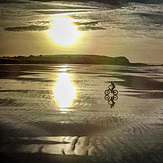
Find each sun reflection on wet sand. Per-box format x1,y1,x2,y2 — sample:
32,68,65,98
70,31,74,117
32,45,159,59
53,69,76,109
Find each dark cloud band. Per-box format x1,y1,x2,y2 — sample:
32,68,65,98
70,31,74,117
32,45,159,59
4,25,50,31
4,20,105,32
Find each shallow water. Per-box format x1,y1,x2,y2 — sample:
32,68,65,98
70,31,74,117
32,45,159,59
0,64,162,162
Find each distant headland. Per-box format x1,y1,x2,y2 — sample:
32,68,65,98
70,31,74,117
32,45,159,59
0,55,148,66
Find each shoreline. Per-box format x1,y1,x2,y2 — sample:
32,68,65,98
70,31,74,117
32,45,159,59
0,55,149,66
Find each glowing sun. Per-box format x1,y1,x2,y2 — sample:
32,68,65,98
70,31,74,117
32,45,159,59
49,16,80,46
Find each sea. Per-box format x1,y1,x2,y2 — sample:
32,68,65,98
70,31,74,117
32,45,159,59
0,64,162,162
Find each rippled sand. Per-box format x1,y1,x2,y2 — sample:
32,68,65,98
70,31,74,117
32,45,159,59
0,64,162,162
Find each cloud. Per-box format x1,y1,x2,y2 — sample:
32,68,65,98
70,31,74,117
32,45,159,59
4,20,105,32
34,10,88,15
29,0,123,5
78,26,105,31
4,25,50,31
140,13,163,25
34,20,50,24
76,21,106,31
0,0,28,3
74,21,100,26
128,0,163,4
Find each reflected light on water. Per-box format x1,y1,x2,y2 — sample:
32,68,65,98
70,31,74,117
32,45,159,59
53,72,76,108
48,16,80,46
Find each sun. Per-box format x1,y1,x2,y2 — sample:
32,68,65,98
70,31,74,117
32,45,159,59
49,16,80,46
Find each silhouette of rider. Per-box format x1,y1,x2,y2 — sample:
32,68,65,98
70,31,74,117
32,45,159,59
109,82,115,92
109,96,115,108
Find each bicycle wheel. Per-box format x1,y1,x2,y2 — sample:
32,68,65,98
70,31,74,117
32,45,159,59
104,95,109,100
113,90,118,95
104,90,110,95
113,95,118,100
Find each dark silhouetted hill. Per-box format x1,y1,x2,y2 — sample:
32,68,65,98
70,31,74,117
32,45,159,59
0,55,147,66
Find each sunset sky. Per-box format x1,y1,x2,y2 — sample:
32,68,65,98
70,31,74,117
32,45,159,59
0,0,163,63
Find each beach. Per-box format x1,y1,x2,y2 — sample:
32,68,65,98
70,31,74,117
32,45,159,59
0,64,162,162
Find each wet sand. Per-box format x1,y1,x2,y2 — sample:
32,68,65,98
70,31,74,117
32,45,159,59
0,64,163,162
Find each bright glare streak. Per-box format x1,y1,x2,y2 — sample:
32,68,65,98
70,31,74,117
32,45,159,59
53,72,76,108
49,16,80,46
59,68,67,72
